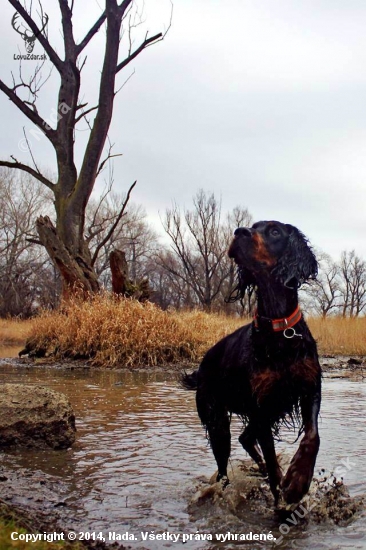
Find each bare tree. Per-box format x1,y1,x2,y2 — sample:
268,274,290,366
149,251,198,309
85,188,159,288
0,168,56,316
220,205,253,314
302,251,341,317
0,167,158,315
159,189,252,311
0,0,169,298
339,250,366,317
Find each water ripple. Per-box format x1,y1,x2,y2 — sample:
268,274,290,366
0,365,364,549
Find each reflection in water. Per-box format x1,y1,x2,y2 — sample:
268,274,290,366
0,364,365,549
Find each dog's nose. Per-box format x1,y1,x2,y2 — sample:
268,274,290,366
234,227,252,238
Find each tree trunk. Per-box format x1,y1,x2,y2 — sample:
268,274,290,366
109,249,150,301
0,0,164,304
37,216,99,299
109,249,129,295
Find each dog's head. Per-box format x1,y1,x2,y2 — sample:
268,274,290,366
228,220,318,290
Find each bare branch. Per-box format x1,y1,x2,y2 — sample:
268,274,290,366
75,104,98,124
76,11,107,55
79,55,88,73
26,237,43,245
11,58,51,107
116,33,163,73
114,69,135,95
96,153,123,177
0,158,54,190
22,127,42,175
161,190,241,310
76,102,88,111
86,180,113,243
0,79,57,143
59,0,76,56
91,180,136,266
117,0,172,75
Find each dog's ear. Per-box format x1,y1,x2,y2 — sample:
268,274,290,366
273,225,318,288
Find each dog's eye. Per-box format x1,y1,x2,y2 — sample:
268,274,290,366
270,228,280,237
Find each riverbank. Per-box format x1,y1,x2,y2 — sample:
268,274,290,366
1,297,366,367
1,354,365,375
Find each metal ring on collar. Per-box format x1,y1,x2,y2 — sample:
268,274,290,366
283,327,302,339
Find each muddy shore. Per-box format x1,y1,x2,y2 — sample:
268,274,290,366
1,353,366,372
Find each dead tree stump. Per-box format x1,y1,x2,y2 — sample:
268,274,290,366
109,249,150,300
109,250,129,295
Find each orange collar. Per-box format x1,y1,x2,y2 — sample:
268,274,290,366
253,305,302,332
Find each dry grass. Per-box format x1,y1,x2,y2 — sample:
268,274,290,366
0,318,33,345
308,316,366,356
6,297,366,367
27,294,244,367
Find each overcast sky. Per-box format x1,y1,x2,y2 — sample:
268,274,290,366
1,0,366,259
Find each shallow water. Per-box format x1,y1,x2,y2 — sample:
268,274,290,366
0,362,365,549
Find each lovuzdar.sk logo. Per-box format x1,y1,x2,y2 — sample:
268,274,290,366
11,9,48,60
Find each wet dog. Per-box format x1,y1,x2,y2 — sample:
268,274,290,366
182,221,321,505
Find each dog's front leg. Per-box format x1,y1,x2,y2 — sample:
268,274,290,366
256,419,283,505
282,388,321,504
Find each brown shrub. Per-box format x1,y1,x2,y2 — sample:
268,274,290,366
27,294,244,367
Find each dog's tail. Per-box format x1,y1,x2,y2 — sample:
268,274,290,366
180,370,198,390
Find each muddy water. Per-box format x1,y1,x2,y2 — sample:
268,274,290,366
0,362,365,550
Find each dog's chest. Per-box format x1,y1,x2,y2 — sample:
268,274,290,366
250,357,320,406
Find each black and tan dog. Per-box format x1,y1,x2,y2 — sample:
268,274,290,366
182,221,321,506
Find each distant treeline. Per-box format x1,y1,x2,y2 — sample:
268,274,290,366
0,169,364,318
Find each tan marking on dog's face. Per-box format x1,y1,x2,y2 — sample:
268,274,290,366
251,233,277,267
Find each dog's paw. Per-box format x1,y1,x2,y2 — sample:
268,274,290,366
216,475,230,489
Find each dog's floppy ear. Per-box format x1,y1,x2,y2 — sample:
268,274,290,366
272,224,318,288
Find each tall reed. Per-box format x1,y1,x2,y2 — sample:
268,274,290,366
0,318,33,345
308,316,366,356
